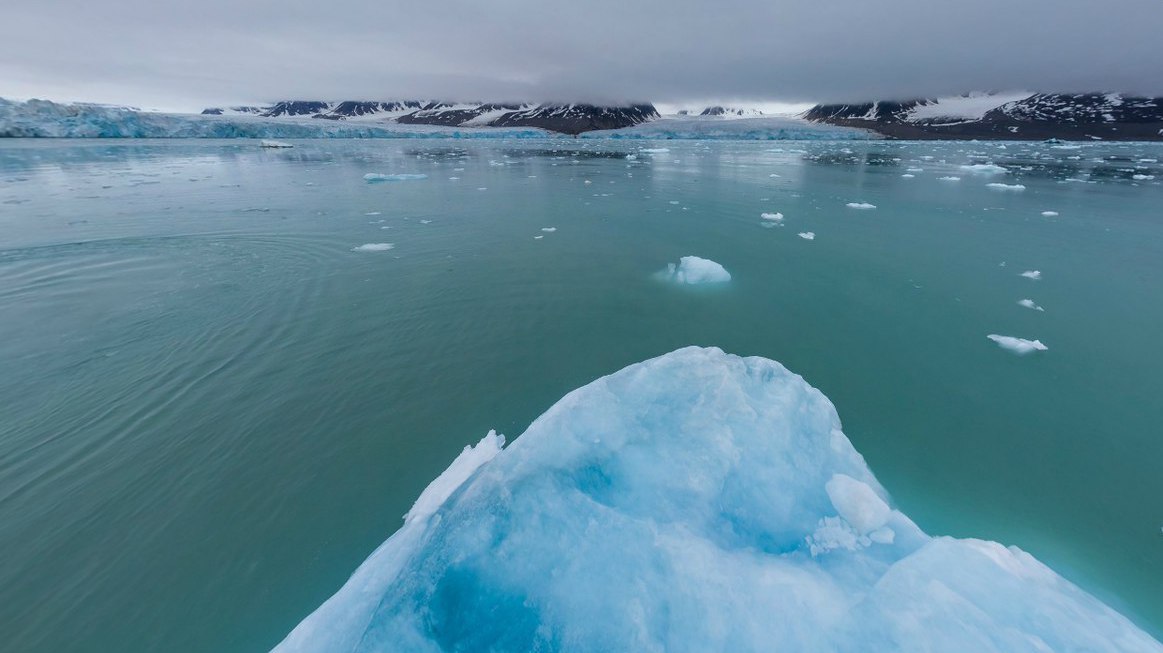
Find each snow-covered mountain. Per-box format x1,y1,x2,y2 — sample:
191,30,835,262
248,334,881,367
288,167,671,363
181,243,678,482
804,92,1163,140
200,101,658,134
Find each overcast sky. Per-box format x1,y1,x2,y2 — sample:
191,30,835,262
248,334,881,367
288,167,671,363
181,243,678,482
2,0,1161,112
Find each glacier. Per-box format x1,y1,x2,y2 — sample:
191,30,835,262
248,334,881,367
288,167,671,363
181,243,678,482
273,347,1159,653
1,99,873,140
584,115,876,140
0,99,549,139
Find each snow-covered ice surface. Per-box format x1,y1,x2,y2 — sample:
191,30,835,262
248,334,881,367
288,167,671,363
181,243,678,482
272,348,1156,653
658,256,732,284
905,92,1034,123
988,335,1049,354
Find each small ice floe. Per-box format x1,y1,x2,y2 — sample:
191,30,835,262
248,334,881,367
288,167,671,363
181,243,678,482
798,231,816,240
1021,270,1042,280
987,183,1026,191
365,211,382,216
938,176,961,181
541,227,556,233
533,235,544,240
259,139,293,148
901,174,915,178
846,202,876,210
987,334,1048,354
961,163,1008,174
1132,174,1155,181
477,187,487,191
760,212,784,222
657,256,731,284
584,180,592,185
364,173,428,182
769,173,781,178
420,219,432,224
906,167,924,173
1018,299,1045,312
448,176,460,180
351,243,394,252
641,148,670,153
1041,211,1059,217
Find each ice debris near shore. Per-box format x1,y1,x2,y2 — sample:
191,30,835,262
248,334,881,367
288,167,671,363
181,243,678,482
273,348,1157,653
988,334,1049,354
658,256,731,284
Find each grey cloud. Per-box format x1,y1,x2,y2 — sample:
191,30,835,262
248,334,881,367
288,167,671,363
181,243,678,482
2,0,1161,111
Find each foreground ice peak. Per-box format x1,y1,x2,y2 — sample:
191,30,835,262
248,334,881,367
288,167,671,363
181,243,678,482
274,347,1159,653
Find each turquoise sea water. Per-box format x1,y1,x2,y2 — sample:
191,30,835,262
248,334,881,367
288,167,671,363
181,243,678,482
1,138,1160,651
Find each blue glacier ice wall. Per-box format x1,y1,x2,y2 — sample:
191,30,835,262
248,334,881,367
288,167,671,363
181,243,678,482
583,115,878,140
274,347,1159,653
0,99,549,139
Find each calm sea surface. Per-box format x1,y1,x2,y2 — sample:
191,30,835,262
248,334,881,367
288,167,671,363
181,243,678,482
1,138,1161,651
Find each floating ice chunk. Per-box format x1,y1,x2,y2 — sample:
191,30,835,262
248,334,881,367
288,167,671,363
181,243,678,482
769,173,781,178
659,256,731,284
364,211,381,216
1018,299,1045,312
1020,270,1042,280
364,173,428,182
961,163,1008,174
938,176,961,181
1041,211,1059,217
906,167,924,172
760,212,784,221
988,334,1048,354
846,202,876,210
640,147,670,153
274,347,1157,653
987,183,1026,191
541,227,557,232
419,219,432,224
901,174,915,178
259,139,293,148
533,235,544,239
798,231,816,240
1133,174,1155,181
351,243,394,252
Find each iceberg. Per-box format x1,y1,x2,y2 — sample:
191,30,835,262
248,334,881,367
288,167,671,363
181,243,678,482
658,256,732,284
273,348,1157,653
363,173,428,182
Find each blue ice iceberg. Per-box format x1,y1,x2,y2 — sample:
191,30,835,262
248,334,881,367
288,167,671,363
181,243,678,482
274,347,1159,653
